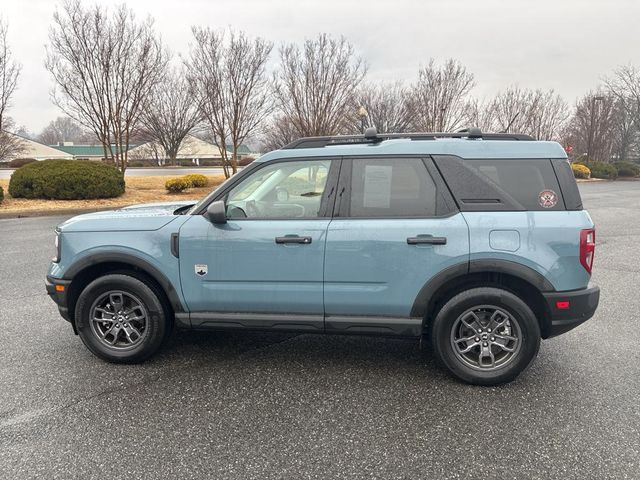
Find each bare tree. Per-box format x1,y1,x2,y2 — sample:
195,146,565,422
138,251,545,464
38,116,94,145
261,114,298,151
464,98,496,132
141,68,202,165
352,81,413,133
46,1,168,171
188,28,272,178
410,59,475,132
0,118,26,162
606,65,640,123
0,18,23,161
605,65,640,161
273,34,366,139
14,125,33,140
609,96,639,161
563,91,615,162
485,87,568,140
526,90,569,140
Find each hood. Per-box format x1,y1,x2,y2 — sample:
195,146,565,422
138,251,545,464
58,200,197,233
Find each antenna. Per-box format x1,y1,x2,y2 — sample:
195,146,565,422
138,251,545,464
364,126,378,141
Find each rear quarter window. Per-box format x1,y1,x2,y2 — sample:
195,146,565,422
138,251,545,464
466,159,564,211
433,155,565,211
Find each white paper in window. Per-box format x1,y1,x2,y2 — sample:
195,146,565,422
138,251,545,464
363,165,392,208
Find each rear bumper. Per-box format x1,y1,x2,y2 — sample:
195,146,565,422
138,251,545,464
45,275,72,322
542,283,600,338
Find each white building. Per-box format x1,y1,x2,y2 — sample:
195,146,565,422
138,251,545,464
2,133,72,161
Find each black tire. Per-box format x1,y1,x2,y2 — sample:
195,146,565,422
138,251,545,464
430,287,541,386
75,274,168,363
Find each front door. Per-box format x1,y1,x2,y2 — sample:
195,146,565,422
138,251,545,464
179,158,339,331
323,156,469,335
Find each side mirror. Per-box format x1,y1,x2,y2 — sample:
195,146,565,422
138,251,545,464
205,200,227,224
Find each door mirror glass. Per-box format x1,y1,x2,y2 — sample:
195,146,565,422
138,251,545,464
205,200,227,224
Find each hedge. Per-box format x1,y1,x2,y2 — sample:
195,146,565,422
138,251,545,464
0,185,4,204
571,163,591,179
613,161,640,177
581,161,618,180
183,173,208,188
165,177,191,193
8,158,37,168
9,160,125,199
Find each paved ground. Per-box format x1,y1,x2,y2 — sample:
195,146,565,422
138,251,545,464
1,181,639,479
0,167,234,180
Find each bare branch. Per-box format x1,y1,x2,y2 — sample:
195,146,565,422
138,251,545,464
273,34,366,138
37,116,95,145
563,91,615,162
187,28,272,178
0,118,26,162
410,59,475,132
261,114,298,151
484,87,568,140
45,1,168,171
352,81,413,133
0,17,22,161
140,67,202,165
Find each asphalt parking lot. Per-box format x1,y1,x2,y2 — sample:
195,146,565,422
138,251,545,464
1,181,639,479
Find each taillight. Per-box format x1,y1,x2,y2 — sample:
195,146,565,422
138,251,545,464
580,228,596,274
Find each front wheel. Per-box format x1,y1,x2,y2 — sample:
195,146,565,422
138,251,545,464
75,274,169,363
430,287,541,385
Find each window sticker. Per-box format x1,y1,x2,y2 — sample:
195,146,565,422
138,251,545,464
363,165,393,208
538,189,558,208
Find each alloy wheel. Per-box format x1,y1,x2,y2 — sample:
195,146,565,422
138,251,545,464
450,305,522,371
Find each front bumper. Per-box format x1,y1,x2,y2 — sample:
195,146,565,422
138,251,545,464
45,275,72,323
542,283,600,338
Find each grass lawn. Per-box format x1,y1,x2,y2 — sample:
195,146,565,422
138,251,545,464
0,174,226,217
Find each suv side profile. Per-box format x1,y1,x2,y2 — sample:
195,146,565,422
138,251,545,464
46,128,600,385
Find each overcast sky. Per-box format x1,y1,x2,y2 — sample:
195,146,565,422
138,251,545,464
1,0,639,133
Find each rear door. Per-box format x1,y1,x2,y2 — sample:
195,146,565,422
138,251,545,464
323,156,469,335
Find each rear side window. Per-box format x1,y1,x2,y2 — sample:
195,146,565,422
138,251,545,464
466,159,564,210
433,155,565,211
347,158,438,217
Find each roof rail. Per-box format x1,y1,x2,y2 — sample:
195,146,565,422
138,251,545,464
282,127,535,149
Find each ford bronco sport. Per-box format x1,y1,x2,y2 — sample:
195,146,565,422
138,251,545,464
46,128,599,385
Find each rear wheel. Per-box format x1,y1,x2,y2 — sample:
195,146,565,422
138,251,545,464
75,274,168,363
430,287,540,385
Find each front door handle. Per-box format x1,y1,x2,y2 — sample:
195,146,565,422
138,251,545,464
275,235,312,245
407,235,447,245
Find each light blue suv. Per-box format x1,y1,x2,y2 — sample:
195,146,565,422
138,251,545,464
46,128,600,385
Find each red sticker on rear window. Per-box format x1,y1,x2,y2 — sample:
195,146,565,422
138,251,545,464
538,189,558,208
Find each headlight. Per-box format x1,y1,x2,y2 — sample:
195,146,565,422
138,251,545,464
53,231,61,263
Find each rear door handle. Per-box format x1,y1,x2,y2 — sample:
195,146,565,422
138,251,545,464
407,235,447,245
275,235,312,245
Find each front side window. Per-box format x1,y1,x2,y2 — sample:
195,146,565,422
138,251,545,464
347,158,437,217
225,159,331,219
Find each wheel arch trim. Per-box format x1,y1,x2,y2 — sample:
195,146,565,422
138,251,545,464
410,259,555,318
63,251,186,314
